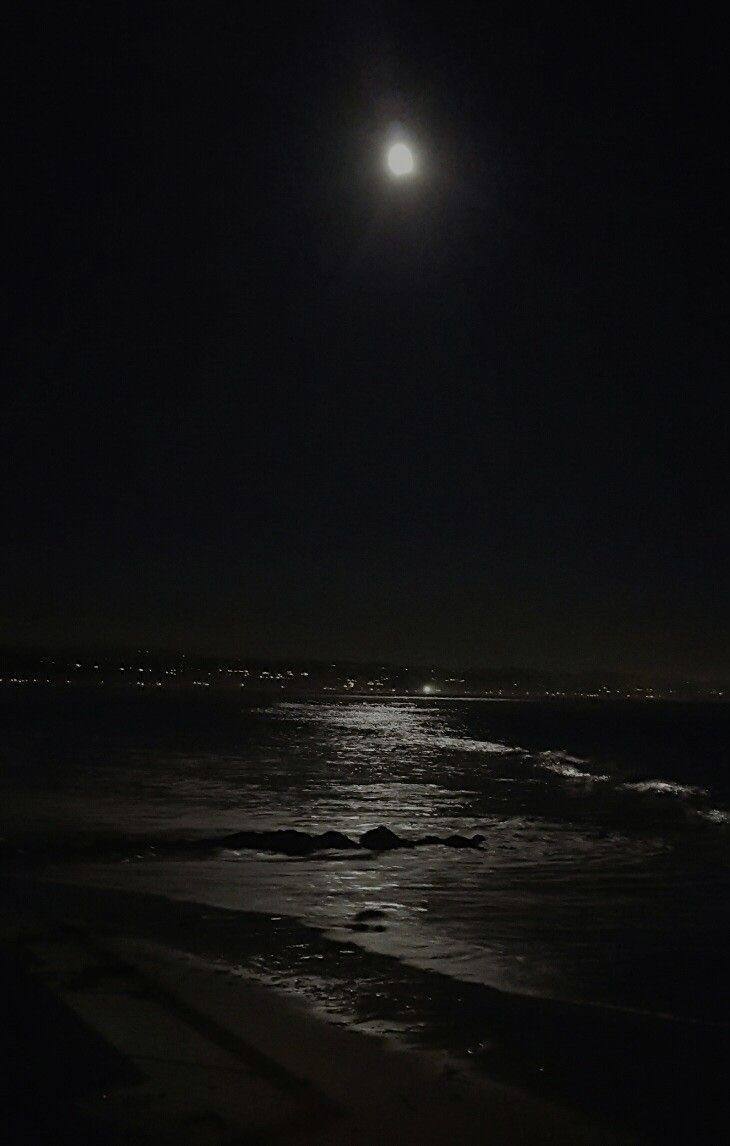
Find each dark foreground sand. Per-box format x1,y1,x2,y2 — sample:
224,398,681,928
3,871,726,1144
0,873,633,1146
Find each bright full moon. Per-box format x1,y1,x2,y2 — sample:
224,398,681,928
387,142,415,176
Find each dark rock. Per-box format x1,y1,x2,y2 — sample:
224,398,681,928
216,831,256,850
216,828,359,856
218,829,314,856
314,831,358,850
273,830,315,855
360,826,413,850
198,824,484,857
413,832,485,848
443,833,485,849
354,908,387,921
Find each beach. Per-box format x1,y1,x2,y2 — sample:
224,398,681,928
2,871,727,1143
1,873,623,1146
1,693,728,1142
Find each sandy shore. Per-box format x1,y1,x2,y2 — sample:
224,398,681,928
1,871,629,1146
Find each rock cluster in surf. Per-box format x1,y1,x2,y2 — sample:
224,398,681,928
215,825,485,856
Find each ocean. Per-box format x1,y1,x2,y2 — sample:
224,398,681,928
2,691,728,1134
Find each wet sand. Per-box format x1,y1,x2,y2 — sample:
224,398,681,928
1,872,725,1143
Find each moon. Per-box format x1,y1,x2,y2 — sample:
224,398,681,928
387,142,415,177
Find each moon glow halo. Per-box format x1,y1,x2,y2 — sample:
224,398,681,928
387,142,415,176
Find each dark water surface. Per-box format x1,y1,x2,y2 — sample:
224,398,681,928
2,692,729,1134
2,693,728,1022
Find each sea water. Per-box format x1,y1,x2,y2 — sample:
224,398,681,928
2,691,728,1031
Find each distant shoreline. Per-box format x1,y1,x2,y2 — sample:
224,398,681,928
2,680,728,703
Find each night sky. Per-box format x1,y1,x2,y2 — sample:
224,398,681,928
4,3,728,673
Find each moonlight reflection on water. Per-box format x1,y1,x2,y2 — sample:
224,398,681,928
2,697,728,1022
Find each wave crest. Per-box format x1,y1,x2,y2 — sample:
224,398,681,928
621,780,708,798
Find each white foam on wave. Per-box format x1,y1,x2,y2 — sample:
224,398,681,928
541,761,610,782
536,751,609,782
694,808,730,824
428,734,516,755
540,750,588,765
621,780,708,798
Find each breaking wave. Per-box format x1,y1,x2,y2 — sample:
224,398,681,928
694,808,730,825
537,751,609,782
621,780,709,798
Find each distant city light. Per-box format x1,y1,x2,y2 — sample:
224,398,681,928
0,659,719,701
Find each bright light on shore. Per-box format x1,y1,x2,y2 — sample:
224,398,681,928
387,141,415,176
